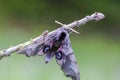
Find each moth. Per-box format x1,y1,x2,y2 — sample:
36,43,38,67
18,27,80,80
0,12,105,80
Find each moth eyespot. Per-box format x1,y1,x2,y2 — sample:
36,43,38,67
55,51,62,60
43,45,51,53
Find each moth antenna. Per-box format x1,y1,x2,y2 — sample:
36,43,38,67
55,20,80,34
55,20,65,26
68,28,80,34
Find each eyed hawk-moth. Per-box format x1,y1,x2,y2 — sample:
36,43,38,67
19,27,80,80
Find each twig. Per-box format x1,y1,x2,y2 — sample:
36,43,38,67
65,12,105,29
0,12,105,80
0,12,105,60
0,30,48,59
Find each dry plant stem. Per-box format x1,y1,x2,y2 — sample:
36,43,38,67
66,12,105,29
0,12,105,60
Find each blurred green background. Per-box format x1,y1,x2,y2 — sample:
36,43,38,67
0,0,120,80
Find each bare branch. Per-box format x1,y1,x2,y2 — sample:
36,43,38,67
0,12,105,80
0,12,105,60
0,30,48,59
65,12,105,29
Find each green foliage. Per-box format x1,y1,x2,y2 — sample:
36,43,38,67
0,0,120,26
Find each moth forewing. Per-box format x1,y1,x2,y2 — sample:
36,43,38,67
55,28,80,80
69,53,80,74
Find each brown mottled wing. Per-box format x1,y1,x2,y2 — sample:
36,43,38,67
55,33,80,80
18,29,59,57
